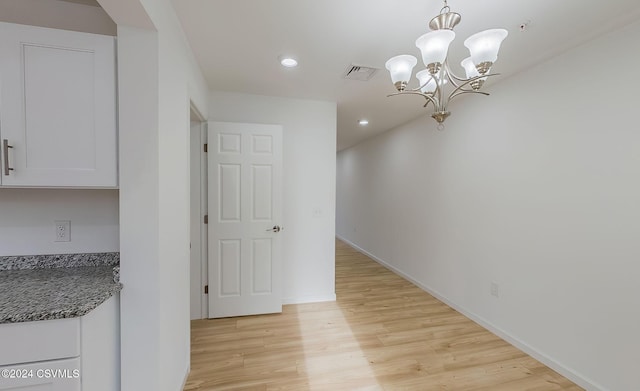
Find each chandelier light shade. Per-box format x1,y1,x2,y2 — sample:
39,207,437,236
416,70,436,93
464,29,508,74
415,30,456,74
416,70,448,94
460,57,485,90
384,55,418,91
460,57,479,79
385,0,508,127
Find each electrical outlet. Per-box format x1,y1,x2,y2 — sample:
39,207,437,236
55,220,71,242
490,282,500,298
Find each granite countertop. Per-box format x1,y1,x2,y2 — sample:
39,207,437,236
0,253,122,324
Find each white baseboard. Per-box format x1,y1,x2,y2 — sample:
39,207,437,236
282,293,336,305
336,235,605,391
335,233,351,244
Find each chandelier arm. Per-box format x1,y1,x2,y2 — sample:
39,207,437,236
386,91,438,108
445,73,462,90
442,62,463,89
434,77,445,112
446,71,468,83
420,75,437,92
444,61,467,84
406,86,426,93
447,73,501,102
412,72,439,98
422,92,439,108
449,90,490,101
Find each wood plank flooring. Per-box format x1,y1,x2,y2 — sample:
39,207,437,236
184,240,582,390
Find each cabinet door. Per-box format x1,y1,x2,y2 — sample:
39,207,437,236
80,294,120,391
0,22,117,187
0,358,81,390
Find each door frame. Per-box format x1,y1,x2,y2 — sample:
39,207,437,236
189,106,208,320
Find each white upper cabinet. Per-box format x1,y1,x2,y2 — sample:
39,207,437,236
0,22,117,187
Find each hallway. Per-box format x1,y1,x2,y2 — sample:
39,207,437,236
185,240,581,390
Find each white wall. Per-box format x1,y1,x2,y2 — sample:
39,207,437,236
101,0,210,389
148,1,209,389
0,0,115,35
0,189,119,256
115,24,161,391
209,92,337,304
336,20,640,391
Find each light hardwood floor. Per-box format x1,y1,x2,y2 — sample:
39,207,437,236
185,240,582,390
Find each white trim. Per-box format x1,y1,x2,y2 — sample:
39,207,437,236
190,102,205,122
199,123,208,319
179,363,190,391
282,294,336,305
335,234,606,391
189,120,204,320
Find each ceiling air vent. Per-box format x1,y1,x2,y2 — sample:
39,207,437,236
342,64,378,81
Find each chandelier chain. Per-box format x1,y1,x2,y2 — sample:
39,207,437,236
440,0,450,15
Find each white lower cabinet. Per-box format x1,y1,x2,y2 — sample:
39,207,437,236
80,294,120,391
0,295,120,391
0,358,81,391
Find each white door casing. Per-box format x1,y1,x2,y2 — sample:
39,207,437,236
200,124,209,318
208,122,283,318
189,120,203,320
189,119,208,320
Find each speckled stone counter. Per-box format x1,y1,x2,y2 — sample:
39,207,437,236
112,265,120,283
0,253,122,324
0,252,119,271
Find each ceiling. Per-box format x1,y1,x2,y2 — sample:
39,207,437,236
172,0,640,151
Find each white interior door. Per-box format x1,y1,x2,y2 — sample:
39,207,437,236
208,122,283,318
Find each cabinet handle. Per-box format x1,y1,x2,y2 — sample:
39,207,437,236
3,139,14,176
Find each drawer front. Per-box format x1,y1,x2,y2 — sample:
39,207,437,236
0,318,80,366
0,357,80,390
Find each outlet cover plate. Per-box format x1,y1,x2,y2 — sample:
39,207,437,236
55,220,71,242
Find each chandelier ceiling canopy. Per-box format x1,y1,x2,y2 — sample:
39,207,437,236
385,0,508,128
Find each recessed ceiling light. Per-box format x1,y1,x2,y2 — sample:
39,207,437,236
358,119,369,126
279,56,298,68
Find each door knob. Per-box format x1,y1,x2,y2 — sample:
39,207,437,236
266,225,282,233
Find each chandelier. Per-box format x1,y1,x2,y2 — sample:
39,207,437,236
384,0,508,128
